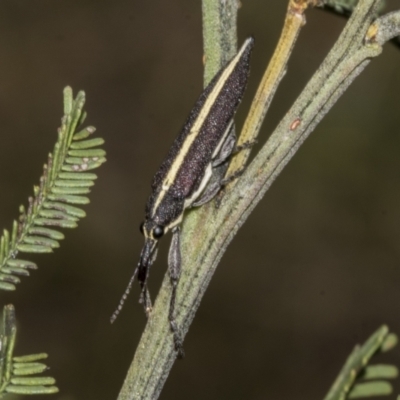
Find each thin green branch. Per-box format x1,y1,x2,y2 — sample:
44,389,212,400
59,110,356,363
226,0,315,182
373,10,400,44
319,0,400,48
118,0,399,399
321,0,385,15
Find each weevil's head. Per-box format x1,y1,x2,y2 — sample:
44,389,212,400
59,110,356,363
138,220,165,267
109,219,166,324
140,220,165,241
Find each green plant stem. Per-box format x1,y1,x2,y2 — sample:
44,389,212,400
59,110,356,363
201,0,238,85
117,5,237,399
117,1,400,399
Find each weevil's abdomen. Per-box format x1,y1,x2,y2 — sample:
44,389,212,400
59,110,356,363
146,37,254,229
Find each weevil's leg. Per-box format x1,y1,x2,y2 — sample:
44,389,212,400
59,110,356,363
168,227,185,358
212,131,236,167
232,138,257,154
218,140,258,186
138,267,152,317
193,159,249,208
138,248,158,316
220,166,246,185
191,179,221,207
193,130,257,208
213,135,258,186
192,130,236,207
213,123,257,167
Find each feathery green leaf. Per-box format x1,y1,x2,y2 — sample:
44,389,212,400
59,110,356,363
323,326,398,400
0,305,58,395
0,87,106,289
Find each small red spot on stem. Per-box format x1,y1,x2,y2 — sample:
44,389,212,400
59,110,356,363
290,118,301,131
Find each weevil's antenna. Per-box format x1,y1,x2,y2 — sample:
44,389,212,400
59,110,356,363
110,266,139,323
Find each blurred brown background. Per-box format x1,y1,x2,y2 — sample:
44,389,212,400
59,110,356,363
0,1,399,399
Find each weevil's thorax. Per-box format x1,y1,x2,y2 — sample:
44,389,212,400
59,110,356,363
144,191,185,235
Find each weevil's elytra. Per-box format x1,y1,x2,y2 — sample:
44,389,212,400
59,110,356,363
148,39,253,223
111,37,254,358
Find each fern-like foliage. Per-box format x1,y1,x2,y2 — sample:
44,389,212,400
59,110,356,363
323,326,398,400
0,305,58,395
0,87,106,291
